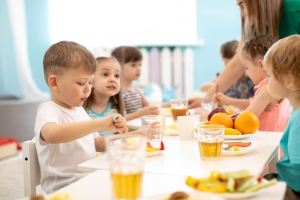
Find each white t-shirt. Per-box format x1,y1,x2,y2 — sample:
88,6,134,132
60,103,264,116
34,101,98,193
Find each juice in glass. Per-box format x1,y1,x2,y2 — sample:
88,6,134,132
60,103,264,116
111,172,143,199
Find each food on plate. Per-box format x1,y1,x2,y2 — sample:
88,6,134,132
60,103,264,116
185,170,277,193
146,141,165,150
230,113,240,127
234,111,259,134
146,147,160,152
207,107,227,121
233,145,240,151
168,191,189,200
199,120,209,125
30,193,71,200
224,128,242,135
164,124,179,131
223,142,251,147
209,113,233,128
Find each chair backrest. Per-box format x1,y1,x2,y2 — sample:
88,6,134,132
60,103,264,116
22,138,41,196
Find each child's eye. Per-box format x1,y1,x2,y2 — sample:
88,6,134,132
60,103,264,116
77,82,84,86
115,74,120,78
102,73,108,77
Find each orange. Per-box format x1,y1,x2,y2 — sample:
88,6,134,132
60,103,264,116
209,113,233,128
234,111,259,134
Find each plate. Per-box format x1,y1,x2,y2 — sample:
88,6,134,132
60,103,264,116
164,130,179,136
222,142,257,156
146,150,163,157
190,178,278,200
142,191,225,200
196,190,259,200
224,134,251,140
160,108,172,116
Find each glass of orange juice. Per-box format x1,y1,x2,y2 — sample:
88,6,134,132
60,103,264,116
196,124,224,160
105,134,146,200
170,99,188,121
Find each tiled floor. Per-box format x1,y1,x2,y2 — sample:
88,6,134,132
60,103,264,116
0,152,44,200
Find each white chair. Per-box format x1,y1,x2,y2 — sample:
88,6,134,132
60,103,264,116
22,138,41,196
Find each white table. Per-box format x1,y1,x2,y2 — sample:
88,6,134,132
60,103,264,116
52,170,286,200
127,115,176,130
78,131,281,177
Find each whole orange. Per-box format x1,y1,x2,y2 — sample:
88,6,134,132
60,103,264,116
209,112,233,128
234,111,259,134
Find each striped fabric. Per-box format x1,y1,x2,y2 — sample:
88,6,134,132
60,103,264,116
121,87,143,114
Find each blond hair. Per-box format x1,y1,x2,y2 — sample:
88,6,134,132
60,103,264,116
83,57,126,116
264,35,300,94
43,41,97,85
243,0,282,40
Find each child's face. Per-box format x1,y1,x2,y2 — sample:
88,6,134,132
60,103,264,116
122,60,142,81
264,66,286,99
92,60,121,98
54,67,94,109
240,52,266,85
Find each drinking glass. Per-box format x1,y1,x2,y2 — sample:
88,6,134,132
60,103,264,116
196,124,224,160
170,99,188,121
141,115,165,149
106,134,146,200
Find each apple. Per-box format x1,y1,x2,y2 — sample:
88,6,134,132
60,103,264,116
230,113,240,127
207,107,228,121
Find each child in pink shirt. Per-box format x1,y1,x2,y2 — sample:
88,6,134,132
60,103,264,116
215,35,290,132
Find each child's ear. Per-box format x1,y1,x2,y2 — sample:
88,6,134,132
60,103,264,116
258,59,264,70
285,74,295,90
48,75,59,90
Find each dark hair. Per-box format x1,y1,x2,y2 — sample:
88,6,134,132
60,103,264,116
43,41,97,85
220,40,239,59
242,34,276,61
83,57,125,116
111,46,142,65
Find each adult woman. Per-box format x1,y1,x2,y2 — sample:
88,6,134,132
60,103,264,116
189,0,300,108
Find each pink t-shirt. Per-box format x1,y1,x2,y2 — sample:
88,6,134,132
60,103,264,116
250,79,290,132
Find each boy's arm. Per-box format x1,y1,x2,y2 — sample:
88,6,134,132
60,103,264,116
41,114,127,144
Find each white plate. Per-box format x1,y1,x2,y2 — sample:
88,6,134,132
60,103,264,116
160,108,172,116
146,150,163,157
224,134,251,140
222,142,257,156
196,190,259,200
142,191,225,200
164,130,179,136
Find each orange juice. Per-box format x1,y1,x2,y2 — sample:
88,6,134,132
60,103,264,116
198,141,222,159
171,108,187,121
111,172,143,199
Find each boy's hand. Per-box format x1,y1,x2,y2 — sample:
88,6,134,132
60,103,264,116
103,114,128,134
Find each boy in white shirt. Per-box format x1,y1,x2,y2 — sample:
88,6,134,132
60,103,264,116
34,41,128,193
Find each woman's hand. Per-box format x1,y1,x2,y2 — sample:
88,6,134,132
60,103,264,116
188,97,201,109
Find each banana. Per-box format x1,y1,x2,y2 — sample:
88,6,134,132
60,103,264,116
225,128,242,135
199,120,209,125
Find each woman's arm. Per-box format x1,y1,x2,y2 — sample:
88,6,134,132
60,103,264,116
201,78,217,92
205,53,245,97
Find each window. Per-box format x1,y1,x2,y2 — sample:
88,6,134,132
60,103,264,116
48,0,197,48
